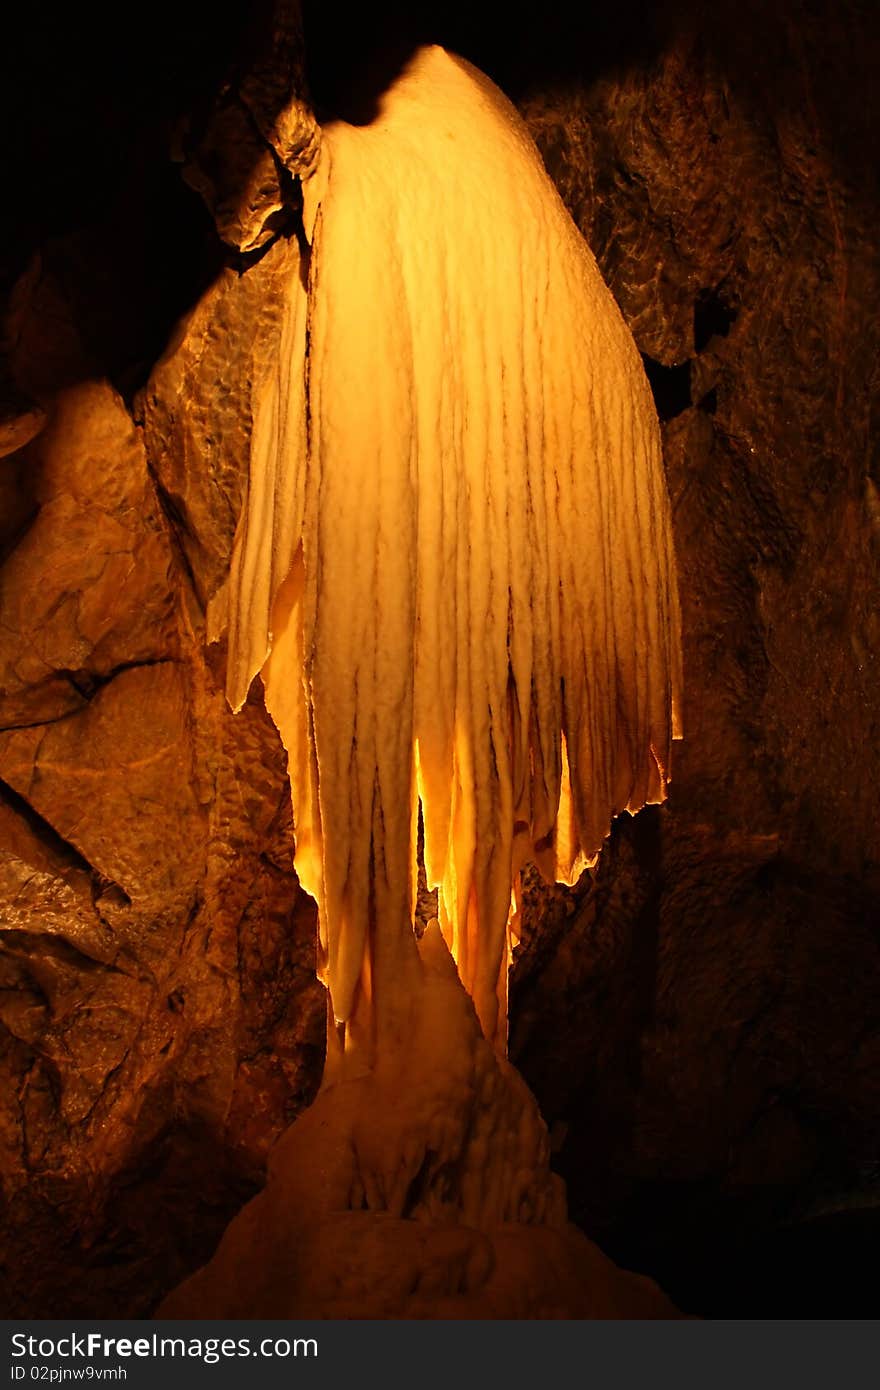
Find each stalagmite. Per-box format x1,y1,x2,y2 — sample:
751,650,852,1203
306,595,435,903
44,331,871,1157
161,44,682,1318
226,44,681,1058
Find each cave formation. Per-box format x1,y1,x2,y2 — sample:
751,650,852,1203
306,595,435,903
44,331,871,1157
158,41,682,1318
0,0,878,1320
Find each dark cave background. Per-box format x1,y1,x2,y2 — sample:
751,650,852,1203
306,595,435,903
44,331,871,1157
0,0,878,1317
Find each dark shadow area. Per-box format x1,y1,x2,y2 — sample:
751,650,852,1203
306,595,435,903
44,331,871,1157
0,3,276,397
694,286,738,356
512,835,880,1318
641,355,692,422
302,0,687,123
597,1180,880,1318
0,5,255,282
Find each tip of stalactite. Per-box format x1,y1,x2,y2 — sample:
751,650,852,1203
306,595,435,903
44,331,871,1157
224,44,683,1054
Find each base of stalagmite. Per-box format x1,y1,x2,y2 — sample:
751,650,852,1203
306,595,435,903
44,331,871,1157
158,925,682,1319
159,1214,681,1319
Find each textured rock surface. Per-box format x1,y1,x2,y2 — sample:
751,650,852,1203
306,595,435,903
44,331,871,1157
0,384,179,729
508,0,880,1313
0,329,323,1318
177,0,319,253
0,0,877,1319
138,236,303,608
159,925,680,1319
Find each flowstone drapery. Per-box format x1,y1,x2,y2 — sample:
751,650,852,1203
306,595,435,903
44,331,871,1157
162,45,682,1318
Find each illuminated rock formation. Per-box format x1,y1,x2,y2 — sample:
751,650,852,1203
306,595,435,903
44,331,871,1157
161,44,682,1318
226,45,681,1059
161,922,678,1317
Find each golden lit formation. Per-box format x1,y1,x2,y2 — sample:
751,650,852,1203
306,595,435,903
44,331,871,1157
225,45,681,1060
159,42,684,1319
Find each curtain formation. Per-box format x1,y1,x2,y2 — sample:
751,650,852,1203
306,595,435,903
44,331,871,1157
225,46,682,1051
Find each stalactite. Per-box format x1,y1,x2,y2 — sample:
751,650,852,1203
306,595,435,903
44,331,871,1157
227,44,681,1057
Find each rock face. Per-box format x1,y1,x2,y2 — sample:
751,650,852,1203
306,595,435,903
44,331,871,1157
508,0,880,1313
139,237,305,609
0,324,323,1319
0,0,877,1319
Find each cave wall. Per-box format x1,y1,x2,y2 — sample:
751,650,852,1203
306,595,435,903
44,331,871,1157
0,366,324,1317
0,7,325,1317
508,0,880,1313
0,0,877,1317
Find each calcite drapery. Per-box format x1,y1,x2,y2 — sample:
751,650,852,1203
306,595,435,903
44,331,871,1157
160,41,683,1321
226,45,681,1052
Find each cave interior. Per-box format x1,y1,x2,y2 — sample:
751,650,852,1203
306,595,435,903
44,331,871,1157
0,0,878,1318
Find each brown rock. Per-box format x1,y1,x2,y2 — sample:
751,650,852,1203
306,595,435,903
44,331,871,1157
511,1,880,1309
0,662,204,911
238,0,319,176
0,367,322,1315
180,95,291,255
0,401,45,460
137,234,303,607
0,650,323,1316
176,0,318,251
0,381,179,729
